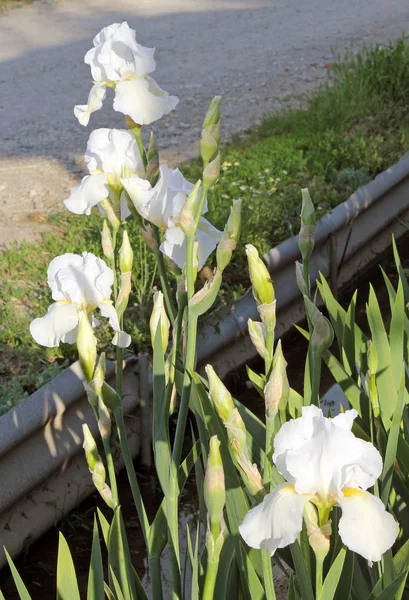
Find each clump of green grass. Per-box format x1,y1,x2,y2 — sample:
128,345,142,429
2,37,409,408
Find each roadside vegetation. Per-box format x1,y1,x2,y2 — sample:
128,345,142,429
1,37,409,408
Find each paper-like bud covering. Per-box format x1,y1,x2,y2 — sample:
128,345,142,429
203,152,221,188
304,297,334,353
101,220,114,262
248,319,268,360
264,340,290,418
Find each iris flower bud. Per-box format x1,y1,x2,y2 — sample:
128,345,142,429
245,244,275,306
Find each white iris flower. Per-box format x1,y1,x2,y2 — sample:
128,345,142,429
121,164,221,269
30,252,130,349
64,128,143,218
74,22,179,126
239,406,398,563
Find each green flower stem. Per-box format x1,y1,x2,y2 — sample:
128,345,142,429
165,485,182,600
90,404,119,508
131,125,148,170
310,350,322,408
113,406,150,545
148,556,163,600
202,555,219,600
185,235,196,298
194,183,209,229
116,346,124,399
101,433,119,507
316,557,324,598
152,226,177,323
263,414,276,488
172,311,198,467
261,551,276,600
264,326,274,377
303,257,311,299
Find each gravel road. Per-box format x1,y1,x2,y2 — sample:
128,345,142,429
0,0,408,245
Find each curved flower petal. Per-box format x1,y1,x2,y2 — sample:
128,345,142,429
86,22,156,82
98,301,131,348
85,128,143,179
239,484,309,556
160,225,186,269
74,84,106,126
30,302,78,348
338,490,398,562
64,173,109,216
273,406,382,497
196,218,222,269
121,175,160,224
114,77,179,125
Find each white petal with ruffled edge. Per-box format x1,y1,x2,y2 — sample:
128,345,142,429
196,218,222,269
64,173,109,216
338,490,398,562
48,253,114,306
74,84,106,126
30,302,79,348
86,22,156,82
160,226,186,269
273,406,382,498
239,484,309,556
98,301,131,348
114,77,179,125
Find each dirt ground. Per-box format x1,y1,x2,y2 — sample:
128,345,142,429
0,0,409,246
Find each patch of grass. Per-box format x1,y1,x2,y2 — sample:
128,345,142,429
0,0,33,11
2,37,409,408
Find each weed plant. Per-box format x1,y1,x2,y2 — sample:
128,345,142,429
1,37,409,408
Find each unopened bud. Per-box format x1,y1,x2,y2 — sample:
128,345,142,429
304,297,334,353
232,440,264,494
298,189,316,262
248,319,268,360
205,365,235,421
150,291,170,354
140,225,158,251
246,244,275,306
200,96,221,166
216,199,242,271
100,198,120,232
264,340,290,418
224,407,248,450
101,220,114,262
119,230,133,273
189,268,222,316
146,131,159,187
204,436,226,534
203,152,221,188
295,260,309,296
77,310,97,382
